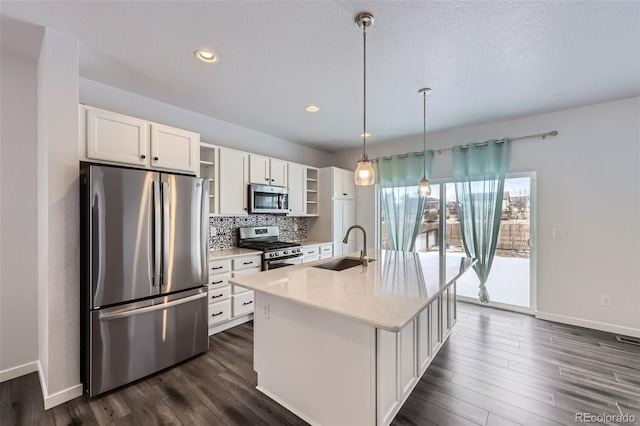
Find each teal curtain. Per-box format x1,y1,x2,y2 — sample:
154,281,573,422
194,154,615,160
377,151,434,251
453,140,508,303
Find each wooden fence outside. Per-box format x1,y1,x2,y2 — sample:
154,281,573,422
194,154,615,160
445,220,530,252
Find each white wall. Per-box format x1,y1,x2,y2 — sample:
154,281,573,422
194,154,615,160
79,78,335,168
333,97,640,336
0,51,39,379
37,27,83,407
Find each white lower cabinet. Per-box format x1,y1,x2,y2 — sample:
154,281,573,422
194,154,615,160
208,299,231,326
208,253,261,335
232,291,255,317
254,290,455,426
319,243,333,259
377,292,452,426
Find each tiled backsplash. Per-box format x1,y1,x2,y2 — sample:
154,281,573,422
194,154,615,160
209,215,308,250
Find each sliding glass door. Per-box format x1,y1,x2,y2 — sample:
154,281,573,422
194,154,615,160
379,172,536,313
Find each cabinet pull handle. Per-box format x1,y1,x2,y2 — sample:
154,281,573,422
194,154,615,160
265,178,269,181
212,311,224,317
154,156,159,161
242,301,253,306
211,266,223,270
211,293,224,299
140,154,146,159
343,193,347,196
211,280,223,284
243,261,253,265
271,178,274,181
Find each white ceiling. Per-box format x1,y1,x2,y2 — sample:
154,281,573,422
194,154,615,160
2,1,639,152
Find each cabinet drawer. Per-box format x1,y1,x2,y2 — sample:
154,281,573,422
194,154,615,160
232,291,255,317
232,255,262,271
208,299,231,326
209,272,230,287
303,255,320,263
208,285,230,302
209,259,231,274
303,246,319,257
320,244,333,259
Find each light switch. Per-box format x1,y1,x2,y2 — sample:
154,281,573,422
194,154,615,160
553,228,567,239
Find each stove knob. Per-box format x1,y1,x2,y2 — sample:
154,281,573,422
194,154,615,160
271,253,276,258
284,251,289,255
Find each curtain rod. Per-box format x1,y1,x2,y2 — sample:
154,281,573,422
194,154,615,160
374,130,558,161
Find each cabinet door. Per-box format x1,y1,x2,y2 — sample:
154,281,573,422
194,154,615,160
341,169,355,199
86,107,149,166
249,154,270,185
333,168,355,199
270,158,288,187
219,148,249,215
150,123,199,173
333,200,355,256
288,163,306,215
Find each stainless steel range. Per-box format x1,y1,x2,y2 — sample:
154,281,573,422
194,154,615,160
238,226,303,270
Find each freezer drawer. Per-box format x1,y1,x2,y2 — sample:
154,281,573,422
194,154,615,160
88,288,208,396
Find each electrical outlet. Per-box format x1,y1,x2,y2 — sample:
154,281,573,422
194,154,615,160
553,228,567,239
293,223,298,231
262,303,270,319
210,226,217,237
601,295,612,307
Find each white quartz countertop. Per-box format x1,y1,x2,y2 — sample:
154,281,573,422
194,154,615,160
230,249,475,332
294,240,333,247
209,247,261,260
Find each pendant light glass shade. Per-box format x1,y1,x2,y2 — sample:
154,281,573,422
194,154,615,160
418,176,431,197
355,154,375,185
418,87,431,197
354,13,375,186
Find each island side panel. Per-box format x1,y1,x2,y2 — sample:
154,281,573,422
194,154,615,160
254,293,377,426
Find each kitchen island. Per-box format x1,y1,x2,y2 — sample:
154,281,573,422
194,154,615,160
230,249,476,426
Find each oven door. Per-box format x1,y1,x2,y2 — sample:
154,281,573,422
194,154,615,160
266,255,303,270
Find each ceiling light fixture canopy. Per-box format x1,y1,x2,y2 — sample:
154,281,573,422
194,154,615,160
418,87,432,197
305,105,320,112
354,13,375,186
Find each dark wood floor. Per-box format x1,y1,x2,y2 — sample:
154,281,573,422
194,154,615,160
2,302,639,425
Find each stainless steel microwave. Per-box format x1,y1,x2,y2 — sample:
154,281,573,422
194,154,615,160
249,184,289,214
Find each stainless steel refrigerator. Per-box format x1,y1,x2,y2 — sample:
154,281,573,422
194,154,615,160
80,163,209,396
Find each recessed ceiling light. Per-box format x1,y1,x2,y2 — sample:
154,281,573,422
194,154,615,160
195,49,219,63
360,132,371,138
305,105,320,112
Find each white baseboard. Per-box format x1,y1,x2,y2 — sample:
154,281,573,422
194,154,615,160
37,361,83,410
535,311,640,338
0,361,38,383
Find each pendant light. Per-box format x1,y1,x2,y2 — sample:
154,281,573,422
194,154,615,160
354,13,375,186
417,88,432,197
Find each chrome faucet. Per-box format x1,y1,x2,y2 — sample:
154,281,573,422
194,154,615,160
342,225,368,266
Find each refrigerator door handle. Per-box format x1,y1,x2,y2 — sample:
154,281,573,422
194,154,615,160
161,181,170,286
98,292,207,321
153,181,162,287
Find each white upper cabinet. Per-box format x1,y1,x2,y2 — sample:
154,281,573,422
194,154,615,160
86,107,149,167
249,154,288,187
249,154,270,185
82,105,199,174
150,123,199,172
287,162,306,216
219,147,249,216
332,167,355,199
270,158,288,187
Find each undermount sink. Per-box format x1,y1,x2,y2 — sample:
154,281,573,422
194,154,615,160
313,257,375,272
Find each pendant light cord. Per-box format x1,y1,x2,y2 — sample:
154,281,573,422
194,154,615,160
422,91,426,178
362,23,367,159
